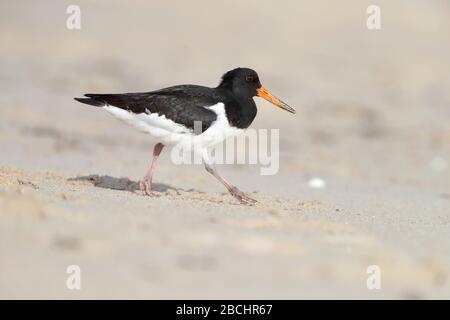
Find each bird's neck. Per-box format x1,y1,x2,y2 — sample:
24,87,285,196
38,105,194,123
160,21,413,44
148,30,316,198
225,95,257,129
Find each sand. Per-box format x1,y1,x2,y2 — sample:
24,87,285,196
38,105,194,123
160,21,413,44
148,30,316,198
0,0,449,299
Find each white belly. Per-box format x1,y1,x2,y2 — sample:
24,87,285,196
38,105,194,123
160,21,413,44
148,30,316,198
103,102,243,151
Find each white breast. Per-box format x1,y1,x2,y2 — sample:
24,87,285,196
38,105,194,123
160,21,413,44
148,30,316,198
193,102,243,148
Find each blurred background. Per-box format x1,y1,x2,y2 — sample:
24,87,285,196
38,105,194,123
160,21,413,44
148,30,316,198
1,0,449,183
0,0,449,299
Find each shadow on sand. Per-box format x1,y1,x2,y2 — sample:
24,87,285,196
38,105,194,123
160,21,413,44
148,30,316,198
68,175,179,193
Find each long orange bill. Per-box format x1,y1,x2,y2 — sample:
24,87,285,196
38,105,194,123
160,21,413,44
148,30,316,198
256,86,296,114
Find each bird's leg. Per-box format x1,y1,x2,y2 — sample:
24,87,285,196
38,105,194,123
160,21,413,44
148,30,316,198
203,161,257,205
140,142,165,196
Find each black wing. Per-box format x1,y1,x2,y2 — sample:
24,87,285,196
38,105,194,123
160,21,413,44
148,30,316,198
75,85,225,133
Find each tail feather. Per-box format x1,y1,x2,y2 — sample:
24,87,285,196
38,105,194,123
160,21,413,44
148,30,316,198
74,96,106,107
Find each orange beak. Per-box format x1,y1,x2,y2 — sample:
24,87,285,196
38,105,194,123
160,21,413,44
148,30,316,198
256,87,296,114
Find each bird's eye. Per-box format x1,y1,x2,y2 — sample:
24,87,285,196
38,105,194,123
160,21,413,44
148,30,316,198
245,75,254,82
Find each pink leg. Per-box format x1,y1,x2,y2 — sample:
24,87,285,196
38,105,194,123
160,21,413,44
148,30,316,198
204,163,257,205
140,142,164,196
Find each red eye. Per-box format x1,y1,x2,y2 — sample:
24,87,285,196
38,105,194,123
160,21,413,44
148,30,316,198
245,75,254,82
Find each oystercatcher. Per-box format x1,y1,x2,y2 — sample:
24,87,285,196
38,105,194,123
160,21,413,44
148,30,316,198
75,68,295,204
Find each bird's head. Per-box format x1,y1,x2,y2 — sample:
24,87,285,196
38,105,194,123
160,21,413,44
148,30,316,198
218,67,296,114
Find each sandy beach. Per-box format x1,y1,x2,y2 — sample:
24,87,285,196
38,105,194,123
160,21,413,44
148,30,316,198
1,0,449,299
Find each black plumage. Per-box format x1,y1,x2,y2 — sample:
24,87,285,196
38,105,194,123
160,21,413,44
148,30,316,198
76,86,221,133
74,68,261,132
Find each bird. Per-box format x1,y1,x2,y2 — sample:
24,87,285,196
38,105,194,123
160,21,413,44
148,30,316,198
74,67,295,204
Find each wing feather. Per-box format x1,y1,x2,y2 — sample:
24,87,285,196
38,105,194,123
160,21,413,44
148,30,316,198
81,85,224,133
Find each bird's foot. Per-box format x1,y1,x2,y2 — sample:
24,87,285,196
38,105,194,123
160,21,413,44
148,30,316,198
229,186,257,205
139,178,158,197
